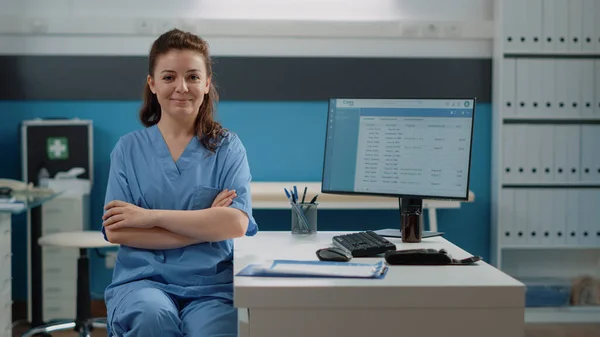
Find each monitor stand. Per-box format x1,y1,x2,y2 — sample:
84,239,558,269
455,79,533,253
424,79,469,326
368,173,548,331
372,197,444,241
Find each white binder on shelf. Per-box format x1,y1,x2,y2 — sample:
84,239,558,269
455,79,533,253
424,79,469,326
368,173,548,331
580,125,595,182
525,125,543,182
542,0,557,52
513,124,528,183
525,0,543,52
516,59,530,116
596,2,600,52
526,189,542,245
539,126,555,182
554,0,570,52
566,60,582,118
503,125,516,183
500,188,516,246
529,60,543,116
565,125,582,182
593,126,600,182
541,59,556,117
580,60,595,117
502,59,517,117
568,0,583,52
514,189,528,245
538,189,554,246
578,189,595,246
582,0,597,52
565,188,580,246
503,0,518,51
595,61,600,117
551,189,568,245
555,60,569,117
594,190,600,246
552,125,569,182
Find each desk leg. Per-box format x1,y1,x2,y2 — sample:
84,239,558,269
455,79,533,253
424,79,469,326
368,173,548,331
29,207,47,335
428,208,437,232
0,213,12,337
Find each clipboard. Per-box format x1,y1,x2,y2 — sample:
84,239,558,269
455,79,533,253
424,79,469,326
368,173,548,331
236,259,388,279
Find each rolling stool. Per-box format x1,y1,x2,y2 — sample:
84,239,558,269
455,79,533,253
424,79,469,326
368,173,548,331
22,231,118,337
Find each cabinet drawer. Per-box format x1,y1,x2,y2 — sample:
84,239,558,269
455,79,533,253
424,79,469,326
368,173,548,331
43,276,76,299
0,228,10,254
0,253,10,276
0,302,10,337
42,198,85,233
43,296,76,321
42,250,77,278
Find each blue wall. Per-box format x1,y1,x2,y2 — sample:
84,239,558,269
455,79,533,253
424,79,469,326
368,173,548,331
0,101,491,301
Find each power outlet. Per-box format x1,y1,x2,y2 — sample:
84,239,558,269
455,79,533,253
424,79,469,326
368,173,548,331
444,23,463,38
30,18,49,34
105,251,117,269
399,23,420,38
156,19,178,33
421,23,441,38
134,19,154,35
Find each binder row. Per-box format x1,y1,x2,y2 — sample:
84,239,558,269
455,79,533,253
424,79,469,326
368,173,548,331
500,188,600,247
503,124,600,183
502,59,600,118
503,0,600,53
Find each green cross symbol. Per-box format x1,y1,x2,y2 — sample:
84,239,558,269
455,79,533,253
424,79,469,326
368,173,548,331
47,137,69,160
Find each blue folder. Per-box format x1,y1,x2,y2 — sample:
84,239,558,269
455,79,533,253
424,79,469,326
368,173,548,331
236,259,388,279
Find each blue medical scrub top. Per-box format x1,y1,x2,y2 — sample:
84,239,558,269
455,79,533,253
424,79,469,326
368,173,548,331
102,124,258,312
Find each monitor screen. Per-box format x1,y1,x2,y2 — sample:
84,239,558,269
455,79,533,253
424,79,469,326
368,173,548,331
322,98,475,200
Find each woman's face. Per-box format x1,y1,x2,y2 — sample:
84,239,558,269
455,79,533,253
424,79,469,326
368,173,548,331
147,49,210,123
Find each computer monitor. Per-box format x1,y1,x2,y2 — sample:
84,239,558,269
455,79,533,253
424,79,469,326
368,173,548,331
321,98,476,240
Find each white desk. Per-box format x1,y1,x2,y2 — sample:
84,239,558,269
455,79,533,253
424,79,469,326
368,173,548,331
250,182,475,232
233,231,525,337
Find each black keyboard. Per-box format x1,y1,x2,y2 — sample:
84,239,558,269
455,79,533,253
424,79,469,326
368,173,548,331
332,231,397,257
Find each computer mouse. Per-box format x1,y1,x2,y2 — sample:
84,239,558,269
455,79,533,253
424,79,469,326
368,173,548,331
316,247,352,262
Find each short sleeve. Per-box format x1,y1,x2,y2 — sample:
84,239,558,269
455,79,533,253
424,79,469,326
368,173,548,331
219,135,258,236
102,140,135,241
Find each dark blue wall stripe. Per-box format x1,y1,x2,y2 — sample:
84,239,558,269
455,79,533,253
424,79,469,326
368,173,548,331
0,56,492,102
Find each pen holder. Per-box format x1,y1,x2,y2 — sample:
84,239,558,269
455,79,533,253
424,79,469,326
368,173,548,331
291,202,318,235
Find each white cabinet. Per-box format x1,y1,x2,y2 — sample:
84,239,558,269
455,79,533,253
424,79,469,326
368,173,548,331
492,0,600,324
37,193,90,321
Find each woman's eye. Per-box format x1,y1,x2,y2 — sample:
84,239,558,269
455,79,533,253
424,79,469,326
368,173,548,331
163,76,174,81
190,75,200,80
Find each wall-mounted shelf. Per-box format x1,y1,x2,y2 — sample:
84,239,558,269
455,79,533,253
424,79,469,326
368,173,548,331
503,117,600,123
502,182,600,188
525,306,600,324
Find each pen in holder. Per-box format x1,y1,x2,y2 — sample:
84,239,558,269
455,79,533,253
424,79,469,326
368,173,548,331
291,202,318,235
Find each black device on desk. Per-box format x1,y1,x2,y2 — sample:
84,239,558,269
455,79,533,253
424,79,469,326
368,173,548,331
332,231,396,257
321,98,476,243
385,248,481,265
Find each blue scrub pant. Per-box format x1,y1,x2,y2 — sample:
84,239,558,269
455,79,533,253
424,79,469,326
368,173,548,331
108,287,237,337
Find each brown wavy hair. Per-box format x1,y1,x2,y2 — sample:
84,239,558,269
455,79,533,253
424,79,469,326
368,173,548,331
139,28,226,153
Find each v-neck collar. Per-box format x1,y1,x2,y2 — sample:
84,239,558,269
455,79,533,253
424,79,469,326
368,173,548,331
148,124,199,177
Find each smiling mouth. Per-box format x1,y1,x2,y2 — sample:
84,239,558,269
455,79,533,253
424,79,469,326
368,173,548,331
171,99,191,103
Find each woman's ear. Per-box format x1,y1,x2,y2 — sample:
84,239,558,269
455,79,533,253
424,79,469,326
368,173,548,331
205,76,211,94
147,75,156,94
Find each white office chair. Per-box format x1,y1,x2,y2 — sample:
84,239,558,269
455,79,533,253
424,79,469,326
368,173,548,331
22,231,118,337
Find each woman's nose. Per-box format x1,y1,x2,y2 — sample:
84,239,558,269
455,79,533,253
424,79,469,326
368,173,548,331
175,79,188,93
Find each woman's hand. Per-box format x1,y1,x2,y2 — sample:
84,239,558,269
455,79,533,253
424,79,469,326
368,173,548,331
211,189,237,207
103,200,156,230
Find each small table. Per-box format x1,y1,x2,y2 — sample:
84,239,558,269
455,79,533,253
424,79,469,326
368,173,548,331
233,231,525,337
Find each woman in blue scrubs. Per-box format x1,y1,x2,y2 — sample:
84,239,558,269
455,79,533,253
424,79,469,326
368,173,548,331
101,28,258,337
